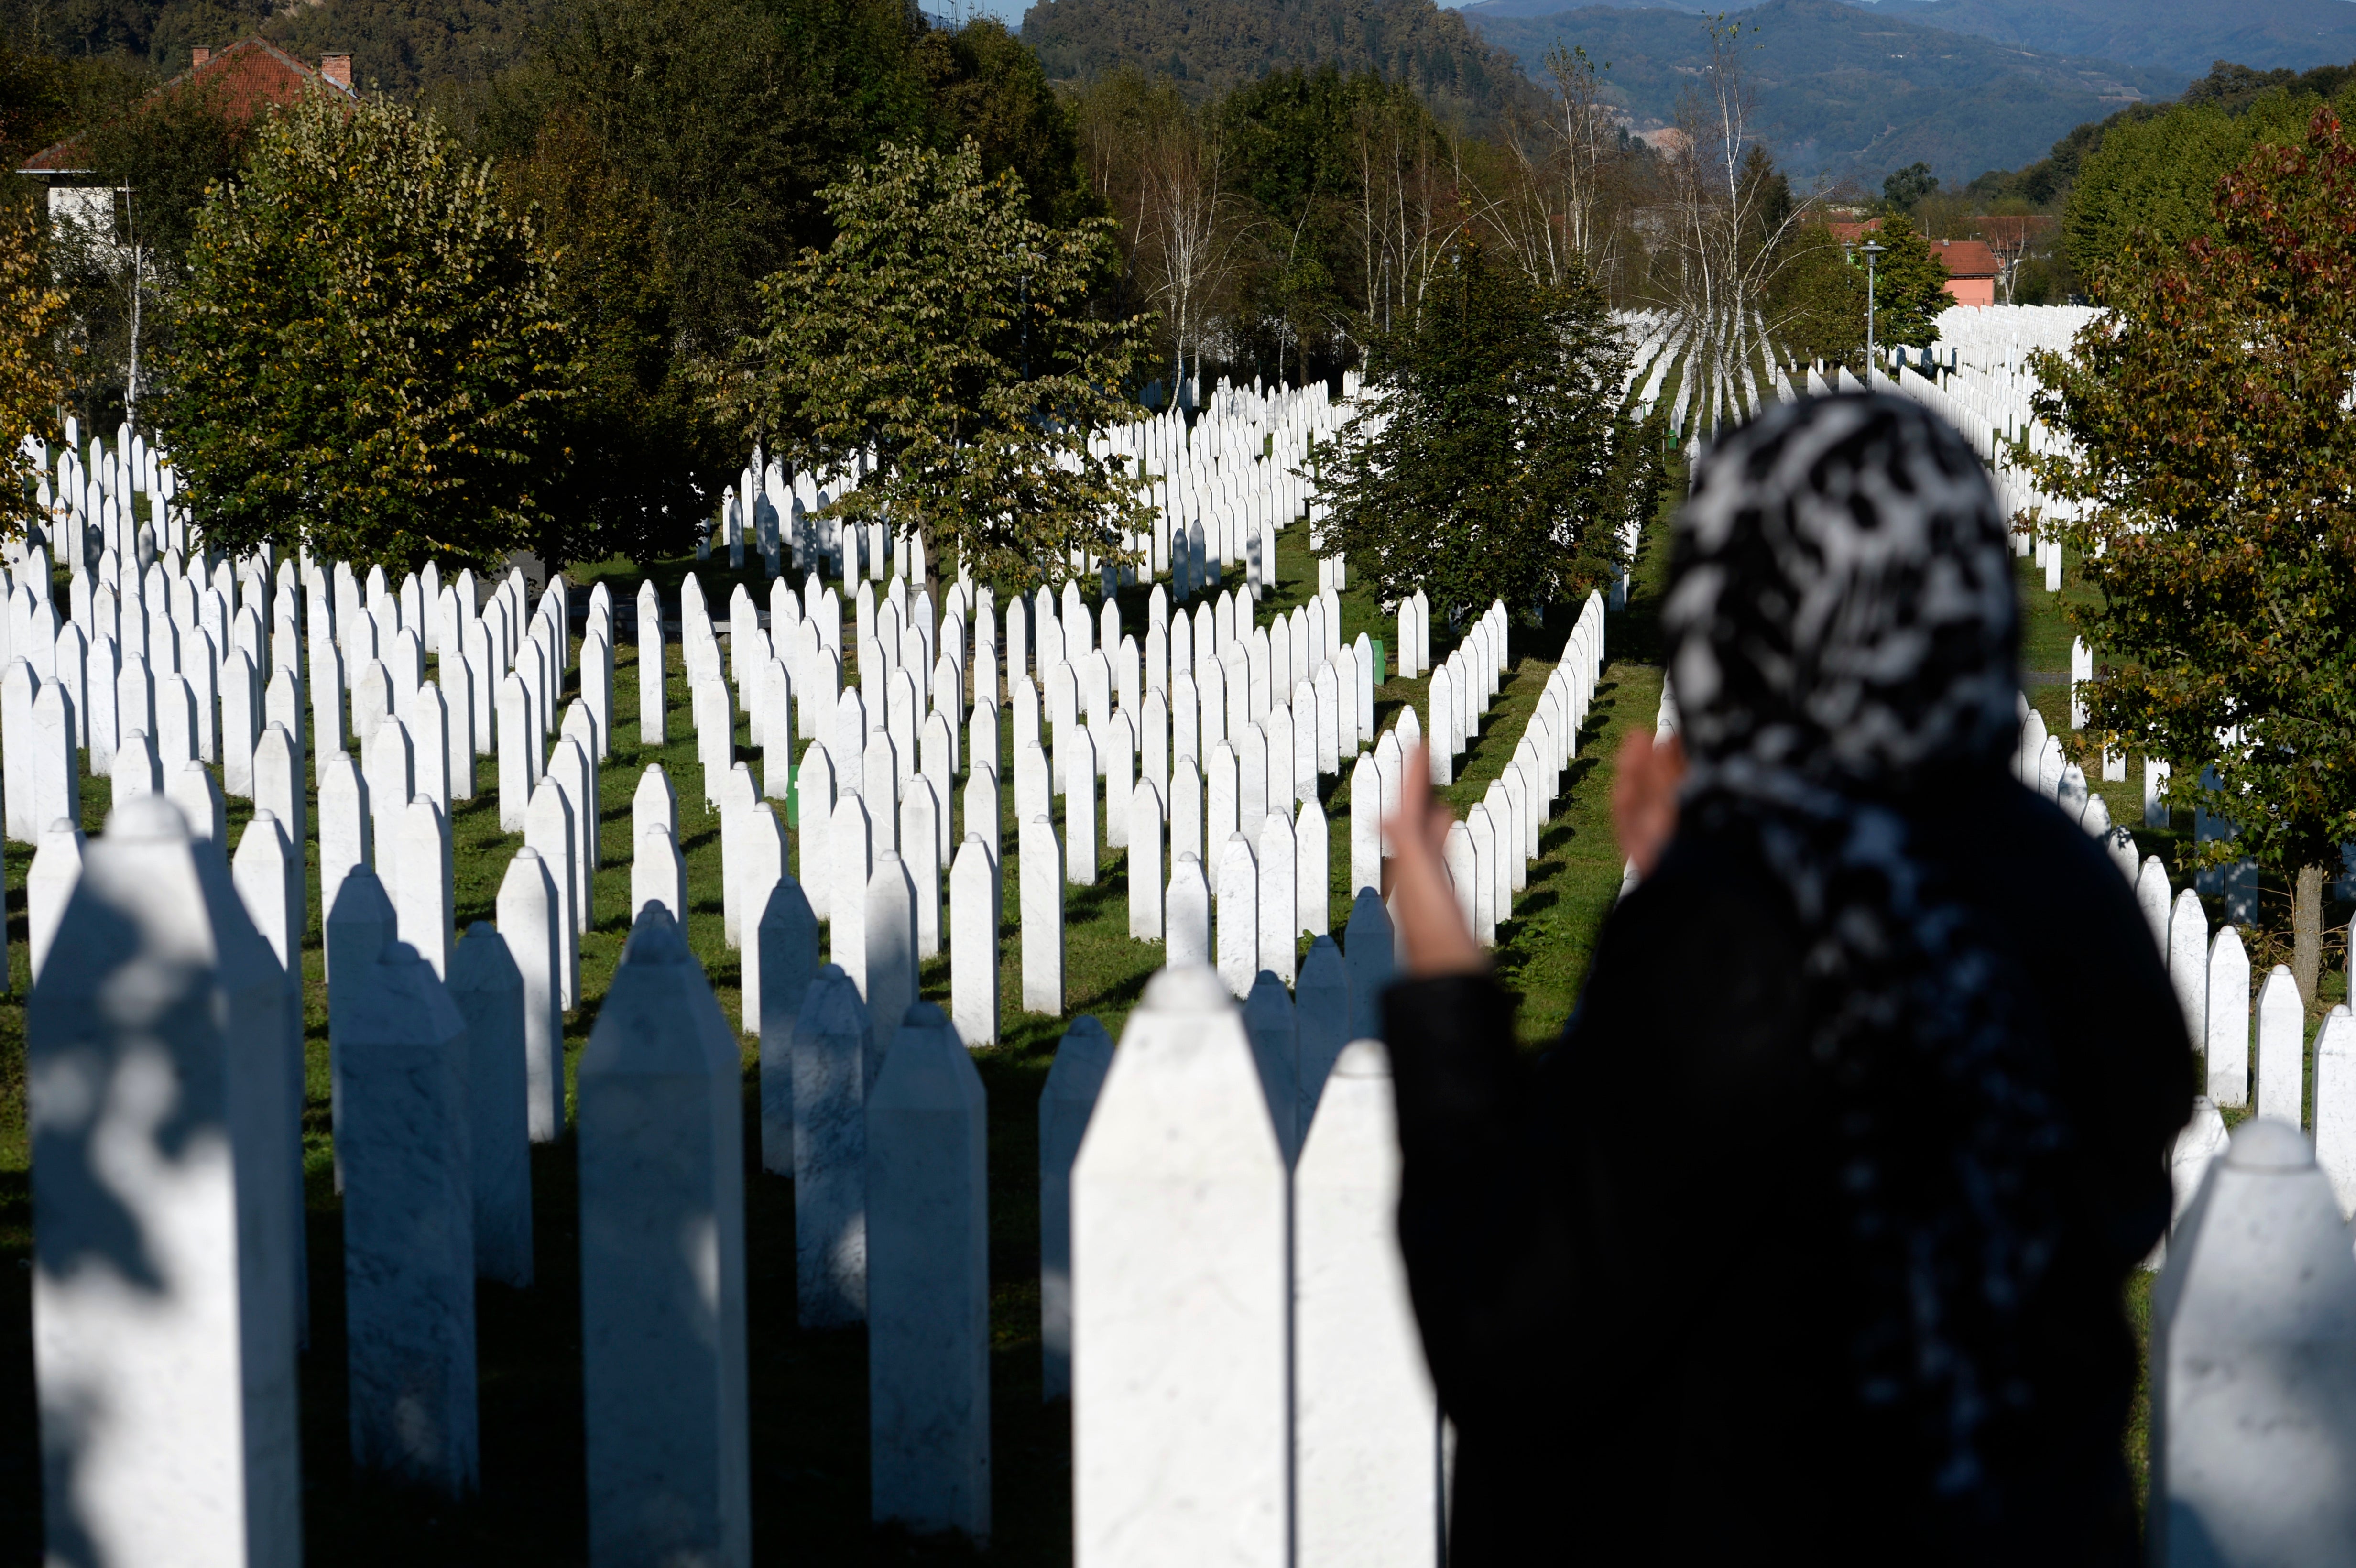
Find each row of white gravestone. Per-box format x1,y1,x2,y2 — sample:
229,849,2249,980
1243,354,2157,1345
1065,964,1444,1568
24,792,552,1564
1419,596,1607,947
2015,698,2356,1285
721,377,1330,601
650,549,1433,1032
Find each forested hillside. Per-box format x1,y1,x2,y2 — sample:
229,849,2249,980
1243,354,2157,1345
1462,0,2177,184
1019,0,1537,133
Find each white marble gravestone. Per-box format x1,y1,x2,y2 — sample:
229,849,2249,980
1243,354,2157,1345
25,817,83,982
1039,1015,1113,1404
2315,1010,2356,1219
165,756,224,843
633,822,688,931
637,580,665,746
28,792,301,1568
1128,780,1164,941
1071,966,1287,1568
496,673,533,831
1021,813,1064,1014
396,797,453,980
2169,889,2208,1047
900,777,942,958
1243,972,1298,1166
2152,1119,2356,1567
449,923,533,1288
497,846,564,1143
1294,1038,1438,1568
867,1002,992,1541
1063,726,1097,886
2256,967,2306,1127
1342,890,1396,1044
1256,811,1297,985
1167,851,1211,969
2206,926,2251,1110
341,939,479,1495
950,835,999,1047
866,852,919,1051
795,963,873,1326
1216,834,1258,1000
578,907,751,1568
524,780,578,1005
756,875,821,1174
830,795,874,984
1295,936,1350,1136
1169,757,1203,869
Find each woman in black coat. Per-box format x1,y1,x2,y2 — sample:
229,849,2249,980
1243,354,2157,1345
1379,394,2193,1567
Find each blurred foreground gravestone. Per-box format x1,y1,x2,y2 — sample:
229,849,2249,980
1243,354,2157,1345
29,794,302,1566
2153,1118,2356,1566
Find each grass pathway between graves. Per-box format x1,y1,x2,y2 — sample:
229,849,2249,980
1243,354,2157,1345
0,487,1666,1562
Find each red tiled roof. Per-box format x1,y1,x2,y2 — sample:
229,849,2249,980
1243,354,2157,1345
1931,238,2000,279
17,38,352,175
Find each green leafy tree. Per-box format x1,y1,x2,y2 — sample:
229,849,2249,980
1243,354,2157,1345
2027,103,2356,1003
914,17,1099,230
1881,159,1938,212
1864,214,1952,350
503,110,732,567
2062,87,2337,284
1766,220,1865,368
0,197,70,535
156,91,570,574
1315,234,1652,621
715,139,1150,589
483,0,939,353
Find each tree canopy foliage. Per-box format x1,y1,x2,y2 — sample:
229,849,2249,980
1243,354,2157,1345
1863,216,1954,351
2027,104,2356,996
714,141,1149,589
1315,236,1651,621
157,91,569,573
2061,85,2348,283
0,199,69,535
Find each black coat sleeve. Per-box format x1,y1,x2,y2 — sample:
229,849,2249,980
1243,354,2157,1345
1383,848,1813,1454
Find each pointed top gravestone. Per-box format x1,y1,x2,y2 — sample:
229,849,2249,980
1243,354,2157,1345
2154,1118,2356,1565
795,963,874,1328
578,905,752,1568
340,939,478,1494
1343,889,1397,1044
1072,966,1287,1568
449,923,533,1288
1040,1015,1114,1404
29,792,302,1568
1294,1037,1438,1567
867,1002,991,1541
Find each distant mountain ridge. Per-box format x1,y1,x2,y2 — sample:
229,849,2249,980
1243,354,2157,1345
1462,0,2181,184
1459,0,2356,83
1863,0,2356,83
1019,0,1538,131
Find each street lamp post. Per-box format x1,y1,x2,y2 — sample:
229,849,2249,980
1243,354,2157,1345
1862,239,1886,381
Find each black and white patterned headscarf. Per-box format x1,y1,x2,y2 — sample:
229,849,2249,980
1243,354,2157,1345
1665,393,2065,1518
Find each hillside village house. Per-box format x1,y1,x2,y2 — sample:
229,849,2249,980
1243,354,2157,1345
15,38,358,242
1826,217,2001,306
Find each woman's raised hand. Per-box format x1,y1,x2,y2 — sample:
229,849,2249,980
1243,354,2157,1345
1382,744,1486,978
1611,730,1685,881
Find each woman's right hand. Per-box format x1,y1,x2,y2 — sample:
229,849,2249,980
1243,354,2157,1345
1382,744,1486,979
1612,729,1685,881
